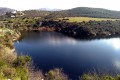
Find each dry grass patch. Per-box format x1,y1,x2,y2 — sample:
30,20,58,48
59,17,119,22
0,47,17,63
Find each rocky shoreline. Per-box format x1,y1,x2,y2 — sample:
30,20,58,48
37,20,120,38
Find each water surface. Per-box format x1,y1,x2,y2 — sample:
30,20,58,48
14,31,120,79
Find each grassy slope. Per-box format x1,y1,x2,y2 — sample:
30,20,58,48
60,17,119,22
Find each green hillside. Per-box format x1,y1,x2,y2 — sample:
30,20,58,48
45,7,120,19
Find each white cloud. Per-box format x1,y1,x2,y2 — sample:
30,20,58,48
0,0,120,11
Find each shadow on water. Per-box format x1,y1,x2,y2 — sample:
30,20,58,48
19,31,120,41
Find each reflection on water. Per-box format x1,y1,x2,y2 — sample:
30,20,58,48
48,38,78,46
102,38,120,50
114,60,120,69
14,31,120,79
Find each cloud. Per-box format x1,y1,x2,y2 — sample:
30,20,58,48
0,0,120,11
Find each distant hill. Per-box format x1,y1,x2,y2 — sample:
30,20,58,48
0,7,14,16
45,7,120,19
39,8,62,11
1,7,120,19
23,10,50,17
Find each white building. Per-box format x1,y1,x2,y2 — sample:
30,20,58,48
10,11,24,18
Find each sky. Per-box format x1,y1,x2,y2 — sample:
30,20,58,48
0,0,120,11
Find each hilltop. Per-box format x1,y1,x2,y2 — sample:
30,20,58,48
0,7,14,16
45,7,120,19
22,10,50,17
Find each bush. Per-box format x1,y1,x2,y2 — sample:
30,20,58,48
17,67,28,80
80,73,120,80
0,61,6,68
13,55,31,67
3,67,17,79
45,68,69,80
80,73,100,80
0,47,17,63
115,75,120,80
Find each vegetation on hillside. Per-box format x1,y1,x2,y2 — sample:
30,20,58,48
0,17,40,31
2,15,119,38
45,7,120,19
80,73,120,80
0,28,31,80
23,10,50,18
41,20,120,37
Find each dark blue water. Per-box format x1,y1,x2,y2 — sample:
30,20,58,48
14,31,120,80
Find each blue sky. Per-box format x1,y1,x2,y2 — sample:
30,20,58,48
0,0,120,11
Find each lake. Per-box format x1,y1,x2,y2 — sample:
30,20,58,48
14,31,120,80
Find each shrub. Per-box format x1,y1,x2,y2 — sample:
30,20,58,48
0,60,6,68
80,73,100,80
115,75,120,80
27,61,44,80
3,67,17,79
45,68,69,80
103,75,115,80
0,47,17,63
16,67,28,80
13,55,31,67
28,70,44,80
80,73,120,80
